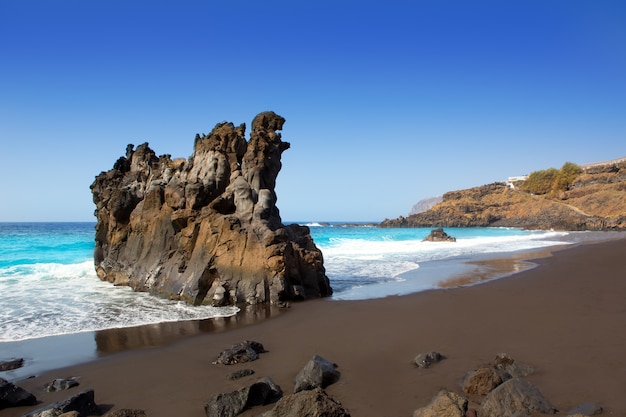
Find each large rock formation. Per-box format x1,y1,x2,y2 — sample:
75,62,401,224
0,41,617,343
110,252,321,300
91,112,332,306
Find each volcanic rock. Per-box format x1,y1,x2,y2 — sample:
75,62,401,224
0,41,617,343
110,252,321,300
461,367,505,396
411,351,444,368
44,377,80,392
91,112,332,305
0,378,37,409
204,377,282,417
22,389,100,417
0,358,24,372
293,355,340,393
412,390,468,417
261,388,351,417
478,378,557,417
214,340,266,365
494,353,534,378
103,410,147,417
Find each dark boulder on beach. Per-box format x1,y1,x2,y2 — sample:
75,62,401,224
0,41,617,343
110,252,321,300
412,390,468,417
91,112,332,306
44,377,80,392
21,389,100,417
478,378,557,417
214,340,267,365
204,377,282,417
0,377,37,409
293,355,340,393
261,388,351,417
411,351,444,368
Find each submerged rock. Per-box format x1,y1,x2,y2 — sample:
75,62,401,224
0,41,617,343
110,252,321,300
44,377,80,392
0,358,24,372
91,112,332,306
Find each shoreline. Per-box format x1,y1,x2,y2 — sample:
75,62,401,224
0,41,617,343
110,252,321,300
1,230,623,382
2,233,626,416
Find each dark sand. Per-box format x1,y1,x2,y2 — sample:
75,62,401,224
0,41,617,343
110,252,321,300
3,238,626,417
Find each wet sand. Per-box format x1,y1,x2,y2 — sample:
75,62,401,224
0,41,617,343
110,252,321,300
3,237,626,416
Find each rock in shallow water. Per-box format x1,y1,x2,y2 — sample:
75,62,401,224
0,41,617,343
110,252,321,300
0,358,24,372
91,111,332,306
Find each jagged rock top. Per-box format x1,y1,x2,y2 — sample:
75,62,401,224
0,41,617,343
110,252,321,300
91,111,332,306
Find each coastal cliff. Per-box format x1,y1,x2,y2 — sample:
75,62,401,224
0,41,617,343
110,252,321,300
381,160,626,230
91,111,332,306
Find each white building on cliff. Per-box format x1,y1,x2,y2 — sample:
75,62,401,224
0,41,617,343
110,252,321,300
506,175,528,189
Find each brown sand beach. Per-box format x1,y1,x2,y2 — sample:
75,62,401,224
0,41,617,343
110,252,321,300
2,237,626,417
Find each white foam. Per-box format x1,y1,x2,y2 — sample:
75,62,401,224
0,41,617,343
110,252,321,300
0,260,239,342
321,229,572,299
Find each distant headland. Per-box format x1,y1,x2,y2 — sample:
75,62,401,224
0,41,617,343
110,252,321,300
381,158,626,230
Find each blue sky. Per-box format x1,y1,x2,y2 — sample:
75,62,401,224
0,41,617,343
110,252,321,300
1,1,625,222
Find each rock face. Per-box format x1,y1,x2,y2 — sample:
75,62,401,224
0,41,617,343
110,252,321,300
91,112,332,305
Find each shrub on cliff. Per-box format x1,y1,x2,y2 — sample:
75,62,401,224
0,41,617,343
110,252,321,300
521,162,582,195
521,168,558,195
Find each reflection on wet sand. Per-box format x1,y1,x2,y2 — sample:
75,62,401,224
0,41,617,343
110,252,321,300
94,303,284,355
436,246,564,289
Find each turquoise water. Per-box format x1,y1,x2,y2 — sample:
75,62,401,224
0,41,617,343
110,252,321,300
0,222,573,342
304,223,571,298
0,223,239,342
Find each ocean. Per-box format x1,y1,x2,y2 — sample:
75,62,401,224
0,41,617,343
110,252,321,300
0,221,584,345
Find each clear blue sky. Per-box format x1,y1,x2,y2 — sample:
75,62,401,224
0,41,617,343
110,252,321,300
1,1,625,222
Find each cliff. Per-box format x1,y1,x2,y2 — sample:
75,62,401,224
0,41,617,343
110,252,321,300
381,160,626,231
91,111,332,306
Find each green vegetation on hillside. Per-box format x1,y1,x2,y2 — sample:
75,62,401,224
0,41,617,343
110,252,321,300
521,162,582,195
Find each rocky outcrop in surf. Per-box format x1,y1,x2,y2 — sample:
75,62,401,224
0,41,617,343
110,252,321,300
91,111,332,306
